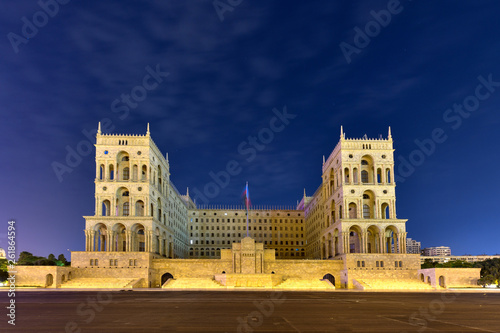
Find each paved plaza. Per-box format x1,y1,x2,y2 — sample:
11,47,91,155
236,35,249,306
1,290,499,332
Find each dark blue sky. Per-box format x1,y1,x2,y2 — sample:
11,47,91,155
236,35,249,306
1,0,499,258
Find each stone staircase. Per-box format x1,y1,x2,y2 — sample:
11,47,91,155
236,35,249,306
354,278,434,290
162,278,224,289
276,278,334,290
60,278,136,289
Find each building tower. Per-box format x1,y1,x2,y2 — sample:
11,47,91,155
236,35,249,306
83,123,189,258
319,127,407,258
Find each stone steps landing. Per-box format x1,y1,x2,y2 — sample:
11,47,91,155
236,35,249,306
60,278,136,288
277,278,334,290
354,278,434,290
163,278,224,289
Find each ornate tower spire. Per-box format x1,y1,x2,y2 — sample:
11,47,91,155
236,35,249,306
146,123,150,135
388,126,392,139
97,121,101,135
303,188,306,198
340,125,344,139
323,155,325,164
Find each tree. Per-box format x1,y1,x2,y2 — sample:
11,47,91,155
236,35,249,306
477,275,495,287
0,259,9,282
33,259,56,266
421,259,438,269
17,251,45,265
48,254,56,261
57,254,67,264
475,258,500,286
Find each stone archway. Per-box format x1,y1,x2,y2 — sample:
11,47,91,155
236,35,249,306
161,272,174,286
439,275,446,288
323,273,335,286
45,274,54,287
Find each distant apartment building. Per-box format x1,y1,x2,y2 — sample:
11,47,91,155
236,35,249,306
406,238,421,254
420,254,500,264
422,246,451,256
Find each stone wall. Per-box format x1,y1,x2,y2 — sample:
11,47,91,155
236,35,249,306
151,258,233,287
71,251,156,268
418,268,481,288
264,259,344,288
12,266,75,288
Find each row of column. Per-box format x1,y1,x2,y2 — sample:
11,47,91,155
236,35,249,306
96,162,149,182
321,231,408,257
84,229,174,255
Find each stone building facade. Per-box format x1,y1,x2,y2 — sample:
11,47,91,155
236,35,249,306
13,124,480,289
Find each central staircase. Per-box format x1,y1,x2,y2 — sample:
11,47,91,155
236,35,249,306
60,278,136,289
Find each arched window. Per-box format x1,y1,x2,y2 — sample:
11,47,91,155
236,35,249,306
99,164,105,180
348,203,357,218
132,165,138,181
123,202,130,216
382,203,390,219
122,191,129,197
109,165,114,180
363,204,370,219
386,168,391,184
123,167,130,181
361,160,368,165
102,200,110,216
141,165,147,181
361,170,369,183
135,200,144,216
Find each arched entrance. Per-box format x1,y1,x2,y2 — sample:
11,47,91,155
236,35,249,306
45,274,53,287
439,276,446,288
420,273,424,282
323,273,335,286
161,273,174,286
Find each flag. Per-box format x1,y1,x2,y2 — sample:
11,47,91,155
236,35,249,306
241,182,251,209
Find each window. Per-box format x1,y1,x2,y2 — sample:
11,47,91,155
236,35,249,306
90,259,94,266
363,205,370,219
123,167,130,180
123,202,130,216
361,170,369,183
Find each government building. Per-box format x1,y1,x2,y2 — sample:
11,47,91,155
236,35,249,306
13,124,480,290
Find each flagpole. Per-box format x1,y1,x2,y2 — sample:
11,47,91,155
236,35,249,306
246,181,249,237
